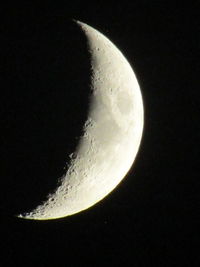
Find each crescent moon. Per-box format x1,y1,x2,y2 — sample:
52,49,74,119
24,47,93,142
18,21,144,220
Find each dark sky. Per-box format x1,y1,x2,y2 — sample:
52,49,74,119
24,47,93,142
1,2,199,266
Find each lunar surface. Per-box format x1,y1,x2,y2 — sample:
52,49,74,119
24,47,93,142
18,20,144,220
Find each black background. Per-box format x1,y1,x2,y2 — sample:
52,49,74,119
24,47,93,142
1,1,199,266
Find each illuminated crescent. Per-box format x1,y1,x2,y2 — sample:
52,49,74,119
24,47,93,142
18,21,144,220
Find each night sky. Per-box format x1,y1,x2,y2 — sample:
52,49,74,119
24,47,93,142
1,2,199,266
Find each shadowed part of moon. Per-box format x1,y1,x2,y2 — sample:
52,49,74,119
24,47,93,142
0,19,92,216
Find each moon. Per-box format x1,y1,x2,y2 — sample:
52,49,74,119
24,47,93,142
18,20,144,220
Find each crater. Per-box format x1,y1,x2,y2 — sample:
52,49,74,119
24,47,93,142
117,91,133,114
